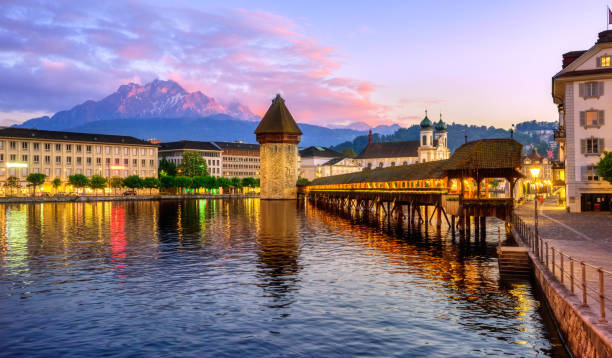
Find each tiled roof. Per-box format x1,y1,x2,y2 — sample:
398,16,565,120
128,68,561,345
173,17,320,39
322,157,359,166
525,148,543,161
554,67,612,79
0,127,155,146
159,140,221,151
299,146,342,158
254,94,302,135
443,139,522,171
311,160,447,185
356,140,420,159
213,141,260,151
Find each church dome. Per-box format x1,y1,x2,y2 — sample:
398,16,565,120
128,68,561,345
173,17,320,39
420,111,433,129
435,115,447,132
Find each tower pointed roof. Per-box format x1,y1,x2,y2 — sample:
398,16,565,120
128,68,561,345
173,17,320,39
420,110,433,129
435,113,447,132
254,94,302,135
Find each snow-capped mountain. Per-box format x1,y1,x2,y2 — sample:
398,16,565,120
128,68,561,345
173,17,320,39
17,79,258,130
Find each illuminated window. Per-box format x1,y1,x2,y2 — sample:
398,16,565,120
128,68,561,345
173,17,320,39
586,110,600,126
601,56,611,67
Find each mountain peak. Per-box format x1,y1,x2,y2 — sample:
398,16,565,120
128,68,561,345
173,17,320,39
18,79,257,130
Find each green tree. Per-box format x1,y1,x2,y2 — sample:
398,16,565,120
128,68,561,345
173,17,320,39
123,175,143,191
230,177,242,193
178,152,208,177
4,176,20,196
109,177,124,195
143,177,160,195
160,175,176,193
191,176,208,193
68,174,89,194
297,177,309,186
488,179,501,188
341,148,357,158
597,152,612,184
26,173,46,196
174,176,193,193
202,176,217,191
89,175,107,195
52,178,62,194
216,177,231,191
241,177,256,188
159,156,177,177
254,178,260,187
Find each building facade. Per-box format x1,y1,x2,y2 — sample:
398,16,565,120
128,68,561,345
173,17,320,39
0,127,158,192
552,29,612,212
357,112,450,169
255,94,302,199
158,141,222,176
299,146,360,181
215,141,260,178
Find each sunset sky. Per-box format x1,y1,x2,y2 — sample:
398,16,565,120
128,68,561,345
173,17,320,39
0,0,610,128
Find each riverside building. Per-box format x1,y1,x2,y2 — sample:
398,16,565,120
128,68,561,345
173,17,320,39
299,146,360,181
0,127,158,193
357,111,450,169
158,141,222,176
552,29,612,211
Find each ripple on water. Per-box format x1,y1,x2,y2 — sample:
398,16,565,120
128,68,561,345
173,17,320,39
0,199,567,357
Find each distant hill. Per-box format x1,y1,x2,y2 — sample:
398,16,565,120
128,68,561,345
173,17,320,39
15,79,366,147
331,121,558,158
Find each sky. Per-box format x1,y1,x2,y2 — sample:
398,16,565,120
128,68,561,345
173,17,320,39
0,0,610,128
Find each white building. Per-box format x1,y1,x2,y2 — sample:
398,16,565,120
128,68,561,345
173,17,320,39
299,146,360,181
158,141,222,176
357,111,450,169
553,29,612,212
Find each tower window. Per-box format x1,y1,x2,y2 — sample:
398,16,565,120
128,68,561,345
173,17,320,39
422,135,427,146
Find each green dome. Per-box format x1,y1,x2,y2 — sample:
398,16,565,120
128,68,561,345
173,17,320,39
420,111,433,129
435,118,447,132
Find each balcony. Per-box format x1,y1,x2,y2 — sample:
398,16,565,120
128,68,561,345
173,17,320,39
554,127,566,141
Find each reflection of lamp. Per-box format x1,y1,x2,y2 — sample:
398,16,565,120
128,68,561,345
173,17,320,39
530,167,540,253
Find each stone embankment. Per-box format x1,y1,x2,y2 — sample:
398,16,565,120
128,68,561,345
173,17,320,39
513,199,612,358
0,194,258,204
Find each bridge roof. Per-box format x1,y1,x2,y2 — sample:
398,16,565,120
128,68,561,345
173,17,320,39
310,159,448,185
443,139,522,171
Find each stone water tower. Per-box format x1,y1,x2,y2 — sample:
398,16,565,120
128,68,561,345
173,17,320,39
255,94,302,200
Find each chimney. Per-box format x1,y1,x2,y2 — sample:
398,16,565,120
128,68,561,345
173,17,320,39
368,129,373,145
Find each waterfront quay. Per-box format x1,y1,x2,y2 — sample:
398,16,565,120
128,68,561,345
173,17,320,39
0,199,567,356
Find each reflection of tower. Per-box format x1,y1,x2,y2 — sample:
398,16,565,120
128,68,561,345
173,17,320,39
256,200,300,301
255,94,302,200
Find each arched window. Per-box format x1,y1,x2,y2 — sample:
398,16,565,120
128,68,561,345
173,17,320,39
422,135,427,145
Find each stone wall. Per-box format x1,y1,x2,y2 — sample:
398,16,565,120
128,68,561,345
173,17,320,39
260,143,298,199
513,231,612,358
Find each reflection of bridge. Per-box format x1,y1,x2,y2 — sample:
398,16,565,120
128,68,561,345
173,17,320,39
300,139,524,239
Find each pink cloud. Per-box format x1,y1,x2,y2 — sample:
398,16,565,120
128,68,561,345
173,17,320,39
0,1,393,127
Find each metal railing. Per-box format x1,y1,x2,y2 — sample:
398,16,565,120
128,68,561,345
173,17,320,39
512,214,611,323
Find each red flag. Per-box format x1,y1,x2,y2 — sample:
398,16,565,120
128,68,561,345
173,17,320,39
609,6,612,25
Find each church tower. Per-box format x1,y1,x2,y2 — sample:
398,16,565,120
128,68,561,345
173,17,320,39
417,110,434,162
255,94,302,200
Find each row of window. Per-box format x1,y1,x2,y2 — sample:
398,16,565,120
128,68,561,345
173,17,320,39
224,164,259,169
1,168,156,178
223,171,258,177
0,141,155,156
223,156,259,162
0,154,156,167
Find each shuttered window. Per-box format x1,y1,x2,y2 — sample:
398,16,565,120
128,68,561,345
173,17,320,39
579,110,605,128
578,81,604,98
581,165,600,181
581,137,604,155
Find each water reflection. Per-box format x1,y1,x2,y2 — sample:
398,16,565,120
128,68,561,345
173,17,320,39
0,199,567,357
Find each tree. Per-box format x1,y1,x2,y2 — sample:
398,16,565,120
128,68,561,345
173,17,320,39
26,173,46,196
52,178,62,194
597,151,612,184
341,148,357,158
160,175,176,193
174,176,193,193
297,177,309,186
68,174,89,193
159,156,177,177
142,177,160,195
216,177,231,190
4,176,20,196
123,175,143,191
241,177,256,188
109,177,124,195
254,178,260,187
191,176,208,193
230,177,242,193
178,152,208,177
488,179,501,188
89,175,107,195
202,176,217,191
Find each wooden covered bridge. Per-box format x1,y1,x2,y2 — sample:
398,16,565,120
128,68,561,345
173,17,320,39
300,139,524,239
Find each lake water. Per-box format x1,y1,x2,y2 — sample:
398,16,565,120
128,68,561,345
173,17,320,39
0,199,567,357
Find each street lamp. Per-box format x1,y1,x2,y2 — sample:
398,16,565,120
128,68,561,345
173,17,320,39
530,167,541,253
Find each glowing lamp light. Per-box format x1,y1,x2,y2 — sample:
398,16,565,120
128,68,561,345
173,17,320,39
6,162,28,168
110,165,125,170
529,168,541,178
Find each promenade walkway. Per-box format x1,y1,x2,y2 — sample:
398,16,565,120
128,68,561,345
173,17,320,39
515,198,612,327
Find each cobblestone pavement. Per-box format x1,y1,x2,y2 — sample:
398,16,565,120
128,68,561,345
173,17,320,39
515,197,612,325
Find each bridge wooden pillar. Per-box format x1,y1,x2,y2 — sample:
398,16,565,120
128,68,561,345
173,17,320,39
480,216,486,241
436,205,442,230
